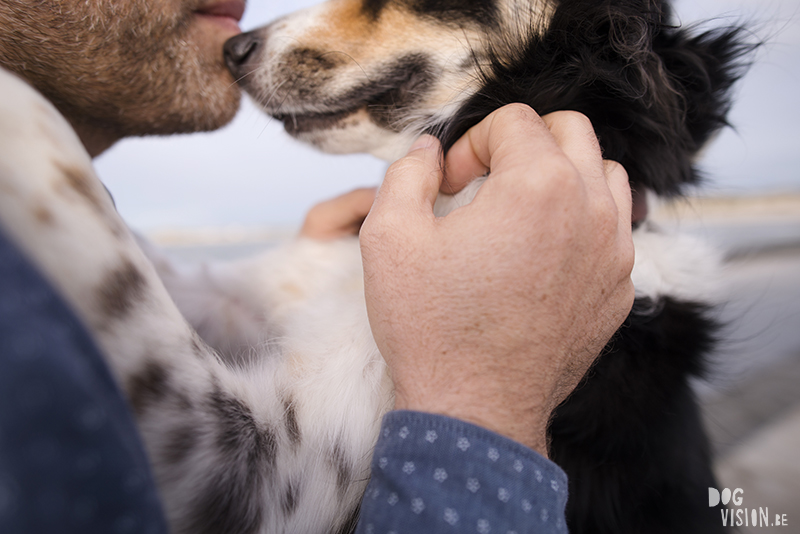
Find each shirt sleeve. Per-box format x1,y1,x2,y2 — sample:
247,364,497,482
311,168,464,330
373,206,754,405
356,410,569,534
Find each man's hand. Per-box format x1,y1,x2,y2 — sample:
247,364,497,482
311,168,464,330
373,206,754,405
300,187,377,240
359,104,635,456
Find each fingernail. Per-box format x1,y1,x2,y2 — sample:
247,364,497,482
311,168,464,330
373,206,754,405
408,134,436,153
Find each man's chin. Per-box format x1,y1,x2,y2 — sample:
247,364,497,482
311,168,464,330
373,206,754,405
120,85,242,137
192,84,242,133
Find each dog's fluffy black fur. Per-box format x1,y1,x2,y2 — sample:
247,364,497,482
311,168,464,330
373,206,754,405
429,2,755,532
438,0,753,197
553,299,722,533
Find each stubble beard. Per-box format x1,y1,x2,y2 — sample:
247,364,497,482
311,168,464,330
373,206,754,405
0,0,241,139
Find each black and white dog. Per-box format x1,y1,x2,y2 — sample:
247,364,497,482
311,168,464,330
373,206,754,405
220,0,753,532
0,0,753,532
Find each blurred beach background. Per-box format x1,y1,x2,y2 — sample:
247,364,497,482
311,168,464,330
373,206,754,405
94,0,799,530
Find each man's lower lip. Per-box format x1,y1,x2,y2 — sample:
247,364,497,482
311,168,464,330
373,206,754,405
195,12,241,34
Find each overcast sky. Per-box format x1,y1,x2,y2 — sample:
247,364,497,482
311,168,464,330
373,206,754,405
95,0,800,233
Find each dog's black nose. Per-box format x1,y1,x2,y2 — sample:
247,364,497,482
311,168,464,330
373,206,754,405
224,32,261,80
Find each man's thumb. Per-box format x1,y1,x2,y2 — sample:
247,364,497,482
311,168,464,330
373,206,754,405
377,135,444,216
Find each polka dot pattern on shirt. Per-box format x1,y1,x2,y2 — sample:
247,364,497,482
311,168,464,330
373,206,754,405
356,411,568,534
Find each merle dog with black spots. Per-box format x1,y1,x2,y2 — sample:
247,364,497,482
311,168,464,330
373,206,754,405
0,0,753,532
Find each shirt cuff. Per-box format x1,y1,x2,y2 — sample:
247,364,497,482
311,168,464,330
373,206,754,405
357,410,569,533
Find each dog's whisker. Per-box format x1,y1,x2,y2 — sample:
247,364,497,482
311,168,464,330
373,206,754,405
259,79,287,111
251,80,288,136
228,66,264,89
257,78,301,139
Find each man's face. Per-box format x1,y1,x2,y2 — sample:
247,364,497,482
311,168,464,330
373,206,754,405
0,0,244,138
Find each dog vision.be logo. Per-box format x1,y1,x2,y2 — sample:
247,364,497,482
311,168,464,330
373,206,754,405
709,488,790,528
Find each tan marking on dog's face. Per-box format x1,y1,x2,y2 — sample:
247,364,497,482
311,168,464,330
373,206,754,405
291,0,423,60
302,0,379,51
252,0,469,107
235,0,556,160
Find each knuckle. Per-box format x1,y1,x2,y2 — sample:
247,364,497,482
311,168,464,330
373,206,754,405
605,160,630,187
540,156,582,194
360,208,383,233
586,194,620,240
495,103,539,126
622,238,636,274
603,160,630,194
622,278,636,311
360,207,399,242
602,203,622,236
551,110,594,132
384,160,406,182
358,218,382,249
385,155,423,182
609,234,636,285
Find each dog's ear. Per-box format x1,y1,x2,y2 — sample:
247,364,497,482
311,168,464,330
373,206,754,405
551,1,756,196
596,16,756,196
652,24,756,164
